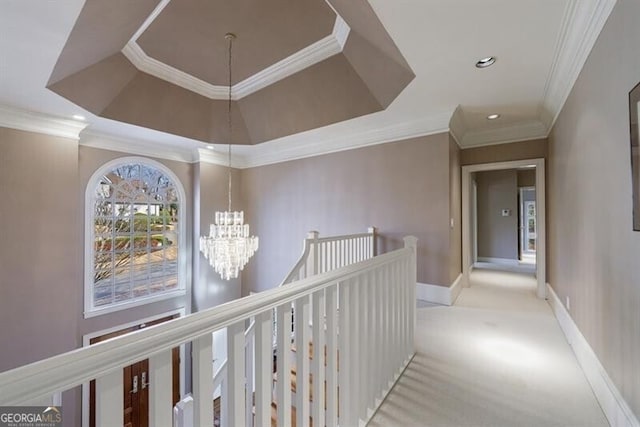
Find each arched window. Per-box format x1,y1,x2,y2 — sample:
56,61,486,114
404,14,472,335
85,158,186,317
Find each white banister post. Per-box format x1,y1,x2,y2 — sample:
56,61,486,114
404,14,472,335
149,350,173,427
368,226,377,257
96,369,123,427
404,236,418,355
193,333,214,427
307,231,319,277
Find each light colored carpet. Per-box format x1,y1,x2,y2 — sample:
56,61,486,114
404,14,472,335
368,269,609,427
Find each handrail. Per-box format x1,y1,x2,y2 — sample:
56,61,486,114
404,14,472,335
0,245,409,405
278,241,310,287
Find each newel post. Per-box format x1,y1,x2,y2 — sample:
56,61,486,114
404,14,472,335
403,236,418,354
368,226,377,257
306,230,319,276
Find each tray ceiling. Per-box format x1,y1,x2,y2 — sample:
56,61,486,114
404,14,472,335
46,0,415,145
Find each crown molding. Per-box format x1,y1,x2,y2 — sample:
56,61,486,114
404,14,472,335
196,147,249,167
238,112,452,168
460,120,548,148
123,15,350,101
0,105,87,140
80,130,197,163
129,0,172,42
448,105,465,147
122,42,228,99
540,0,616,130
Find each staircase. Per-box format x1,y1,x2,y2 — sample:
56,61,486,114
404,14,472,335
0,229,417,427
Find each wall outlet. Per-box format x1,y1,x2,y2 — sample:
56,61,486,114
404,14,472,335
566,296,571,311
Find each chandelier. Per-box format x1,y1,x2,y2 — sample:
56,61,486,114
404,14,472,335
199,33,258,280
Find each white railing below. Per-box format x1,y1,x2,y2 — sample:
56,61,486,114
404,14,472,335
211,227,377,423
280,226,376,286
0,235,416,427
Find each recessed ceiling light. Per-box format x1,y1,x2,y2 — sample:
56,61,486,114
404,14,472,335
476,57,496,68
487,114,501,120
206,145,214,150
72,114,86,121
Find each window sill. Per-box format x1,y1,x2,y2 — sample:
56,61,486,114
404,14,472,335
84,289,187,319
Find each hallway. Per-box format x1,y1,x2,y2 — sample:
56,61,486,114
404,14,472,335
368,268,609,427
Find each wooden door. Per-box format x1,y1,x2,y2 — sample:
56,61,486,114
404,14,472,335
123,359,149,427
89,315,180,427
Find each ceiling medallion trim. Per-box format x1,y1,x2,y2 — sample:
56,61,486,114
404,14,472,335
122,15,350,101
0,105,87,141
540,0,616,130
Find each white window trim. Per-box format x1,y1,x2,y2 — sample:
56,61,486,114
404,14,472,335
84,156,187,318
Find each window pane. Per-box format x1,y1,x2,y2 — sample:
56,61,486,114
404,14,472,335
91,161,180,310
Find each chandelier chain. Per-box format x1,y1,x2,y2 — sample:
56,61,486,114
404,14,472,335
199,32,258,281
227,34,233,212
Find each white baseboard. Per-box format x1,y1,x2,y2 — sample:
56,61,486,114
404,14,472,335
547,283,640,427
477,256,519,266
417,274,462,306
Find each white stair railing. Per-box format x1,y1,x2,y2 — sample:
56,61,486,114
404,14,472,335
280,227,377,285
0,234,414,427
212,227,376,425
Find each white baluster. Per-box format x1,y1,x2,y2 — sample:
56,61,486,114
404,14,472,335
193,333,214,427
228,321,246,427
255,311,273,427
295,296,311,427
246,327,255,427
349,278,361,424
382,264,391,389
359,273,369,420
149,350,173,427
276,303,292,427
325,285,339,427
312,289,326,427
96,369,123,427
338,281,352,426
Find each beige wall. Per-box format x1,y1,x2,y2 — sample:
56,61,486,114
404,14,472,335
449,135,462,283
0,128,81,370
476,170,518,261
461,138,547,166
240,133,454,293
548,0,640,418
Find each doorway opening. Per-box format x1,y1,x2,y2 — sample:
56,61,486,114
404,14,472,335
462,158,546,298
519,186,537,265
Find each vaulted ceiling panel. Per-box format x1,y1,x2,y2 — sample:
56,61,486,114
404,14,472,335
137,0,336,85
48,0,161,85
238,53,383,144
